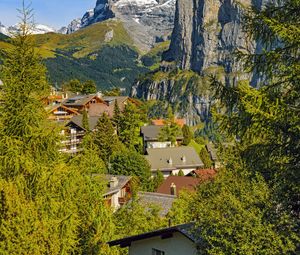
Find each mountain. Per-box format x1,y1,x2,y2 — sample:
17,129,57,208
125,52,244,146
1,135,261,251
66,0,176,51
0,22,56,36
132,0,271,125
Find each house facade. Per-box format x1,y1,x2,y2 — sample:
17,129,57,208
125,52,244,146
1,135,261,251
102,175,132,211
145,147,204,177
141,125,183,152
108,223,199,255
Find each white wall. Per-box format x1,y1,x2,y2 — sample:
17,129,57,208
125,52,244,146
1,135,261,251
129,232,198,255
147,141,172,149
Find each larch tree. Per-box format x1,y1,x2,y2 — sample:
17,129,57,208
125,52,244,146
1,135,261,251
0,4,116,254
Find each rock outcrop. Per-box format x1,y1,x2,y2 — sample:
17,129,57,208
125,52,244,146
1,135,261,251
67,0,176,50
132,0,272,122
164,0,269,78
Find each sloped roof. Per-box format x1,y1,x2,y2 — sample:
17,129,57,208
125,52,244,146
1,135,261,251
92,174,132,196
141,125,183,141
108,223,199,247
137,192,176,217
152,119,186,128
157,176,202,195
88,103,114,117
66,115,100,131
145,147,204,171
63,95,102,107
46,104,79,115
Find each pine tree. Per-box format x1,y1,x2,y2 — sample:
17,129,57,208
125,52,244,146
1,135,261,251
212,0,300,218
0,4,116,254
112,99,122,135
119,102,143,151
199,148,213,169
182,124,193,145
178,169,185,176
94,113,121,164
82,108,89,132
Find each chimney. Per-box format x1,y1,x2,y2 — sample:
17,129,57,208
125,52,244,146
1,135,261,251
170,183,177,196
109,176,118,188
181,155,186,163
168,157,173,165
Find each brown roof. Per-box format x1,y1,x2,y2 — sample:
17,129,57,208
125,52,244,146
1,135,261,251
157,176,202,195
151,119,186,128
191,169,217,181
88,103,114,117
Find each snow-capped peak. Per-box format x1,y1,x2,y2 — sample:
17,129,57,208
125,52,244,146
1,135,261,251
0,22,56,36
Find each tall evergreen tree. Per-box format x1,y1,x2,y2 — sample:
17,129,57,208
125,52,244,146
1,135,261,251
212,0,300,218
182,124,193,145
119,102,144,151
82,108,90,132
0,4,116,254
112,99,122,135
94,113,121,164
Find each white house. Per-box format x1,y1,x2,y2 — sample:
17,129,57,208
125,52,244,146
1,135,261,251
145,147,204,178
108,223,200,255
140,125,183,152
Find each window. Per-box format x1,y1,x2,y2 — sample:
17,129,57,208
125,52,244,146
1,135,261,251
152,248,165,255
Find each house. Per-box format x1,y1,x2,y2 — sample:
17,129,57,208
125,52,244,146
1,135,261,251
156,176,202,196
101,175,132,211
151,118,186,128
88,96,130,118
102,96,129,111
46,104,79,122
108,223,200,255
137,192,176,217
62,95,103,113
205,143,221,169
60,115,100,154
145,147,204,177
141,125,184,151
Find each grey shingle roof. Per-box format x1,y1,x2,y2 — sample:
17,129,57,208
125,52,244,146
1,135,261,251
137,192,176,217
63,95,98,107
93,174,132,196
145,147,204,171
66,115,100,131
141,125,183,141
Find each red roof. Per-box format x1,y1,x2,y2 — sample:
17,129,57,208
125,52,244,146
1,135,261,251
157,176,201,195
151,119,186,128
192,169,217,181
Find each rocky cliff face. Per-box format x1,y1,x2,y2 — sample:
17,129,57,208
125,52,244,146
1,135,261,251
164,0,268,77
67,0,176,50
132,0,271,123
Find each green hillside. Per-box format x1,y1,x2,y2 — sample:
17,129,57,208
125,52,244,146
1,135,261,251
0,21,168,92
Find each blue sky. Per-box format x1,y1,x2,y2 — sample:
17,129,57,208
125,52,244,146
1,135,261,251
0,0,96,29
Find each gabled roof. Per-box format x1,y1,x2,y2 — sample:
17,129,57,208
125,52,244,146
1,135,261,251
88,103,113,117
157,176,202,195
145,147,204,171
63,95,103,107
46,104,79,115
103,175,132,196
141,125,183,141
137,192,176,217
108,223,199,248
66,115,100,131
